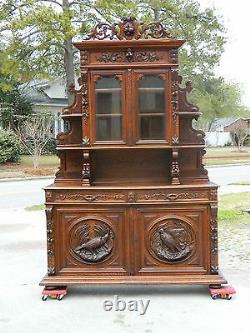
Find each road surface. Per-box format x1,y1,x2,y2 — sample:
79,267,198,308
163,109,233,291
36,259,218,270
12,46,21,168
0,164,250,209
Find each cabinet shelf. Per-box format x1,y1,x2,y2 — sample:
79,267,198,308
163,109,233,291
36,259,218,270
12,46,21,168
95,88,121,92
96,113,122,116
138,87,165,91
139,113,164,116
177,112,202,116
56,144,205,150
61,113,83,118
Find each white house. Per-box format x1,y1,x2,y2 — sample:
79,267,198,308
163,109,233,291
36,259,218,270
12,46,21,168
22,78,69,136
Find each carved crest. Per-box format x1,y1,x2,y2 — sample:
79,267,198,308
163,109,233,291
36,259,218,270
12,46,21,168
149,219,195,262
85,17,173,40
70,220,114,263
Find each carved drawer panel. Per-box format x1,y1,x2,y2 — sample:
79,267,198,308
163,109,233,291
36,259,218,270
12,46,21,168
88,48,171,66
45,187,215,204
133,205,209,274
55,207,130,275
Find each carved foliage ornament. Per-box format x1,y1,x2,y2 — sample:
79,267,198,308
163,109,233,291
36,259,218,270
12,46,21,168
45,206,55,275
85,16,173,40
70,220,114,263
150,218,195,262
96,49,160,63
210,203,218,274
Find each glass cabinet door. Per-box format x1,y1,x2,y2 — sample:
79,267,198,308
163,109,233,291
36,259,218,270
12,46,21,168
135,72,168,142
91,73,125,143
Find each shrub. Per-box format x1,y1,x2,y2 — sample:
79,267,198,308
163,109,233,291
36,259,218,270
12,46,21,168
0,129,21,163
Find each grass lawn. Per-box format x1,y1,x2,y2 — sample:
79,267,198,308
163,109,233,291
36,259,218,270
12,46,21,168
0,155,59,178
204,147,250,165
218,192,250,261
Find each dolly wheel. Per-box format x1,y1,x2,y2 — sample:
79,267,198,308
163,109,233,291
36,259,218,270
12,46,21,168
57,294,64,301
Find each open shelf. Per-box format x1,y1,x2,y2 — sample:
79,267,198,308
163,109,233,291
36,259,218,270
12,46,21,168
61,113,83,118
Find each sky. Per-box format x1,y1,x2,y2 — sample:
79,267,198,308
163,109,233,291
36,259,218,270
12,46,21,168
199,0,250,107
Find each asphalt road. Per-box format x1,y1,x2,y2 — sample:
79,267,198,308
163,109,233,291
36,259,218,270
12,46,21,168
0,164,250,209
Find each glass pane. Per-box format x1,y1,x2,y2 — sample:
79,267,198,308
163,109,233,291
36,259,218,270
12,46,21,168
138,75,165,140
96,116,122,141
140,115,164,140
95,76,122,141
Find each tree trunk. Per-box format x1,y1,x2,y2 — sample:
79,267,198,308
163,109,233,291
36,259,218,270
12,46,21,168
153,7,160,21
63,0,75,105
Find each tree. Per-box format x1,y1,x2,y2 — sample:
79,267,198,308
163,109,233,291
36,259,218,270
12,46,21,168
0,78,32,130
0,0,226,101
190,76,249,130
15,113,54,168
231,128,249,151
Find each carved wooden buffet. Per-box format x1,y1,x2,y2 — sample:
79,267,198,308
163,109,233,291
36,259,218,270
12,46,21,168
40,17,226,287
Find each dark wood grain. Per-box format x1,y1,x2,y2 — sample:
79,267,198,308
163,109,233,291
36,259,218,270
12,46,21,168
41,18,226,288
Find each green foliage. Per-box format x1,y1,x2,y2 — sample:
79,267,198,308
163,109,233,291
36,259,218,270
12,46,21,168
0,0,226,82
0,80,33,129
0,0,247,125
190,76,249,130
218,192,250,224
0,129,21,163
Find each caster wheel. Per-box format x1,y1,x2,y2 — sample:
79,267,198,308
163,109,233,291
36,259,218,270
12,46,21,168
227,295,232,300
211,294,217,300
57,294,64,301
42,295,48,301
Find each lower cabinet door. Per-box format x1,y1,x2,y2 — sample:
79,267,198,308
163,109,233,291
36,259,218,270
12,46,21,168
54,206,131,275
133,205,210,275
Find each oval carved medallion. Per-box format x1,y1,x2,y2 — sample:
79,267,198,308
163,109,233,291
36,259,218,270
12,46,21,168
70,220,114,263
149,218,195,262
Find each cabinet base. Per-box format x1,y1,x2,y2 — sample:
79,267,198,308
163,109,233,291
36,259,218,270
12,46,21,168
40,273,227,286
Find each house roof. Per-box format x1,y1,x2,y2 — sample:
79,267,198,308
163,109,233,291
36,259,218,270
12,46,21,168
20,78,68,106
210,117,250,131
209,117,238,131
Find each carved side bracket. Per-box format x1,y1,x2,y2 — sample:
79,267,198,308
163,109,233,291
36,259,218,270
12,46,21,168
82,150,91,186
62,76,85,116
210,203,218,274
45,206,55,276
56,120,72,145
171,149,180,185
55,151,65,179
178,76,199,113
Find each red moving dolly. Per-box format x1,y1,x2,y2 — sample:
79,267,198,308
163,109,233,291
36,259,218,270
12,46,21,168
209,285,236,300
42,286,67,301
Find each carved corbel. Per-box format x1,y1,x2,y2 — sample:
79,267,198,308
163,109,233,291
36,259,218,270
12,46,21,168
82,150,91,186
171,149,180,185
55,151,65,179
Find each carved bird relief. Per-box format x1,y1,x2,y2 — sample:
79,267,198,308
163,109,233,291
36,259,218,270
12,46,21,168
158,228,183,252
75,231,110,252
150,220,195,262
73,222,114,263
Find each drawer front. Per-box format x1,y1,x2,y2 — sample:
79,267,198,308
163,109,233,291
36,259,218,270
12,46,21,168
88,48,170,66
133,205,210,275
45,187,215,205
53,207,130,275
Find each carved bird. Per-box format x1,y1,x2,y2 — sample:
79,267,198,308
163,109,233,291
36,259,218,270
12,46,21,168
158,228,180,252
75,231,110,252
